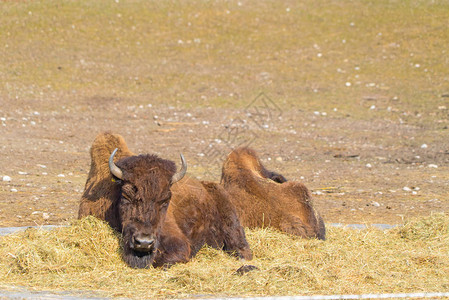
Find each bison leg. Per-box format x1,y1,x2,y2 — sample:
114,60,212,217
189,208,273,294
152,233,191,268
202,182,253,261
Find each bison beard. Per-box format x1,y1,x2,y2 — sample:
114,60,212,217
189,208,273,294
221,147,326,240
79,132,252,268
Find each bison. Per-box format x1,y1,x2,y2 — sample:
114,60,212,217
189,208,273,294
79,132,252,268
220,147,325,240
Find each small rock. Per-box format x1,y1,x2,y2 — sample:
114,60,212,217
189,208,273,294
42,212,50,220
371,201,380,207
366,163,372,168
2,175,11,182
403,187,412,192
37,164,47,168
428,164,438,168
10,188,18,192
276,157,283,162
18,171,28,175
57,174,65,178
421,144,428,149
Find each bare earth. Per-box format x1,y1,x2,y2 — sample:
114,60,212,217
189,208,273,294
1,95,448,227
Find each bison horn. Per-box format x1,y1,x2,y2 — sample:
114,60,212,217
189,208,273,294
171,154,187,184
109,148,124,180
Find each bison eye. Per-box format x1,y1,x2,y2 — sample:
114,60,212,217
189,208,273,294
160,201,169,210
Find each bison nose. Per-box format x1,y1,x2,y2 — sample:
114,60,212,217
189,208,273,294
133,235,155,252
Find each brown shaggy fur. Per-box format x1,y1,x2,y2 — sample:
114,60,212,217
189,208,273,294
79,132,252,268
220,147,326,240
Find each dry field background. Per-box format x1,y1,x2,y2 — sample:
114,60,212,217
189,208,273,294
0,0,448,298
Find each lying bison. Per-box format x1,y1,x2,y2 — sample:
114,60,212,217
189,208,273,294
220,147,325,240
79,132,252,268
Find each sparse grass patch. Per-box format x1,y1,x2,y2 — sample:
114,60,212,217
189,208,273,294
1,215,448,298
1,0,448,127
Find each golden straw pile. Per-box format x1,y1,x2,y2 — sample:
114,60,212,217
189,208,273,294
0,214,448,298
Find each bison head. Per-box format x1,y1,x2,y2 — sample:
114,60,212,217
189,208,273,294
109,148,186,268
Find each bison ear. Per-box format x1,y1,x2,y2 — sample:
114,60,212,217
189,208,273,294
111,176,123,185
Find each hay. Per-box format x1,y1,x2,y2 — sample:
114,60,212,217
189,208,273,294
395,213,449,242
1,215,449,298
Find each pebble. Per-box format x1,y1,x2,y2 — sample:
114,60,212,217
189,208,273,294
10,188,18,192
421,144,428,149
403,186,412,192
371,201,380,207
57,174,65,178
42,212,50,220
428,164,438,168
18,171,28,175
2,175,11,182
276,157,283,162
366,163,372,168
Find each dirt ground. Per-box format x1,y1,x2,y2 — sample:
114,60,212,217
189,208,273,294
1,0,448,228
0,95,448,228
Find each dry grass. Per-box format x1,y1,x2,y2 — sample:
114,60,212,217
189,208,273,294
2,0,448,126
0,214,448,298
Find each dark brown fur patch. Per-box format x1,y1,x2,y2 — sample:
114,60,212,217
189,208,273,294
79,132,253,268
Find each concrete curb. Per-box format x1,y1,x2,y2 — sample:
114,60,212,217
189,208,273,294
0,223,398,237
